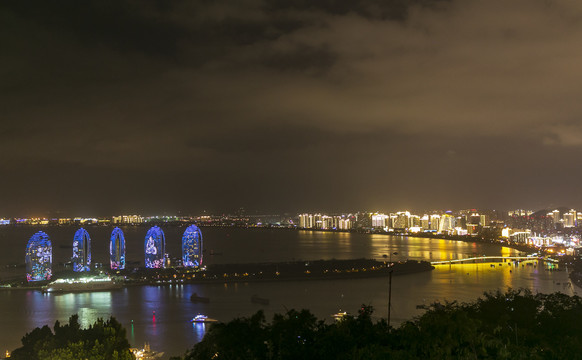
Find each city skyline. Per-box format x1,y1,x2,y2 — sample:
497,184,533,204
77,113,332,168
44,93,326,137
4,1,582,215
0,204,578,219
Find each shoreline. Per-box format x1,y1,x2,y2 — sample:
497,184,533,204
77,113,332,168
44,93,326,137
0,226,542,290
294,227,535,254
1,259,435,290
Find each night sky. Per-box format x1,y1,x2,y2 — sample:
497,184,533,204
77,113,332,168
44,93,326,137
3,0,582,216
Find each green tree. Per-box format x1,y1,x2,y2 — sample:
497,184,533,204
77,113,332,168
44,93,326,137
10,315,134,360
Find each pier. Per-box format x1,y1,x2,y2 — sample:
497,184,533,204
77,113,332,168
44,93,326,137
430,256,558,265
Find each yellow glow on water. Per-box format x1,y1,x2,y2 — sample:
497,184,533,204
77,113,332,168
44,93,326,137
432,260,545,295
501,247,513,257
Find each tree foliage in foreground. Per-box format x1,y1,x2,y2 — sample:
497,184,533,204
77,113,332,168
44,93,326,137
173,289,582,360
11,315,135,360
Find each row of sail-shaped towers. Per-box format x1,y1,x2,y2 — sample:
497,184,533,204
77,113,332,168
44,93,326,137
24,225,203,282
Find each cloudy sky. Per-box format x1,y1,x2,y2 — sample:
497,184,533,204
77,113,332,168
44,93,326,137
2,0,582,216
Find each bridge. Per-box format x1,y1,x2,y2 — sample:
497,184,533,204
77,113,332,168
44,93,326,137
430,256,558,265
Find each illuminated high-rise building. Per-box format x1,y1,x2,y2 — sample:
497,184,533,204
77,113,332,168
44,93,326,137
430,215,440,231
410,215,421,228
371,213,388,228
72,228,91,272
321,215,333,229
25,231,52,282
389,214,398,228
182,225,203,267
564,209,577,228
468,213,481,225
438,214,456,234
394,211,410,229
298,214,314,228
110,227,126,270
145,226,165,269
421,215,430,230
355,213,372,229
338,218,352,230
548,210,561,224
313,214,323,229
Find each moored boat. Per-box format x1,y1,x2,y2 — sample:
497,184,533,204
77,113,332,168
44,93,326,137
42,276,122,293
191,314,218,323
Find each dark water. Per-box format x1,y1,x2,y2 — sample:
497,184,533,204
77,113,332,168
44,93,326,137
0,227,575,358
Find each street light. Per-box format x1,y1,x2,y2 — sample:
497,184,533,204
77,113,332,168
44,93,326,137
388,252,398,328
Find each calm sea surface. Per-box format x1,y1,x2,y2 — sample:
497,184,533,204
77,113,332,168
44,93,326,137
0,226,576,359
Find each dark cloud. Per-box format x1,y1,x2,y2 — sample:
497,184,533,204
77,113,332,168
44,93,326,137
2,0,582,216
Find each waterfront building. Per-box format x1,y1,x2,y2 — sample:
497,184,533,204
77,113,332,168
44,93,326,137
72,228,91,272
469,213,481,225
338,218,352,230
145,226,165,269
355,212,372,229
112,214,144,224
25,231,52,282
421,215,429,230
511,229,531,244
110,227,126,270
298,214,314,228
467,224,479,235
389,214,397,228
332,216,340,229
182,225,203,267
430,214,440,231
321,215,333,229
454,227,468,236
438,214,456,234
394,211,410,230
371,213,388,228
410,215,421,228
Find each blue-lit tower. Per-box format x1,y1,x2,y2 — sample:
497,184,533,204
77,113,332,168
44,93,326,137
110,227,126,270
182,225,203,267
72,228,91,272
25,231,52,282
144,226,165,269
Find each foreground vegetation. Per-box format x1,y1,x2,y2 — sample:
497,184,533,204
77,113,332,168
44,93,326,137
10,315,134,360
173,289,582,360
12,289,582,360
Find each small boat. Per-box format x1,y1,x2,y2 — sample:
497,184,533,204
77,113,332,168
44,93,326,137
190,293,210,303
191,314,218,323
332,311,350,321
251,294,269,305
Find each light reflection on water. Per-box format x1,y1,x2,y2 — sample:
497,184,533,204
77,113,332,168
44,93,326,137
1,262,576,360
0,229,577,359
192,323,206,343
